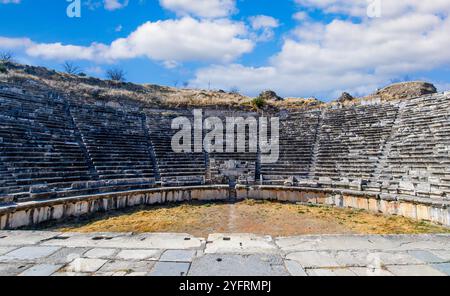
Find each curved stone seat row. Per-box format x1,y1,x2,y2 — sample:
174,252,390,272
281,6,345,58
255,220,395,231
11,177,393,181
1,84,450,204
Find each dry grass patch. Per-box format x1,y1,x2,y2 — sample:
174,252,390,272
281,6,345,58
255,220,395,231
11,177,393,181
38,200,450,237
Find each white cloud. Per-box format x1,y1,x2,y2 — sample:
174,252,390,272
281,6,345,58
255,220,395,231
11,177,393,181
1,17,254,65
295,0,450,18
192,7,450,98
249,15,279,30
293,11,310,22
0,36,31,49
248,15,279,42
104,0,129,11
159,0,236,18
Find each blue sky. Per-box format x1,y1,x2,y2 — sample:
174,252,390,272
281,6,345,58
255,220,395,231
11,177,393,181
1,0,450,100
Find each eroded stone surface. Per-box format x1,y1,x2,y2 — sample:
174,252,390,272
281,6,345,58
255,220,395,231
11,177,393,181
0,231,448,276
189,254,288,276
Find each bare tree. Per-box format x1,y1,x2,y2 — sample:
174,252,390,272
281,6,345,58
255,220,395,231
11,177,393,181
106,68,126,82
63,61,81,75
0,51,14,63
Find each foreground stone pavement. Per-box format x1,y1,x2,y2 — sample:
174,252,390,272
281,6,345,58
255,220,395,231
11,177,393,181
0,231,449,276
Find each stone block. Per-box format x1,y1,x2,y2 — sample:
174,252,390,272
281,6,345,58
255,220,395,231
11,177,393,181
84,248,117,259
149,262,190,276
0,246,60,261
18,264,63,276
116,249,161,261
387,265,445,276
66,258,107,273
188,254,287,276
160,250,196,262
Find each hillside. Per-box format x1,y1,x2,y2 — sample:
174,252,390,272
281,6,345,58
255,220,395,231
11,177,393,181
0,62,439,111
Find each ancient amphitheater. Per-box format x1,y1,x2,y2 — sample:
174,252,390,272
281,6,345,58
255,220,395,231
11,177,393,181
1,65,450,276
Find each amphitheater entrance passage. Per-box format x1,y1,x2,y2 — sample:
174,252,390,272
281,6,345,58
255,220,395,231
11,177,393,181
209,159,256,186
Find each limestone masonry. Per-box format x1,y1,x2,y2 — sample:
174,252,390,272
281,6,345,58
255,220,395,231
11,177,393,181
0,70,450,228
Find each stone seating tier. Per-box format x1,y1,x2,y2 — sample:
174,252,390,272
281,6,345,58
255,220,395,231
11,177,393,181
1,84,450,203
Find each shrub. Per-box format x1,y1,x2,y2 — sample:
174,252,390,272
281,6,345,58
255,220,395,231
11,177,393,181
0,63,7,74
251,96,266,109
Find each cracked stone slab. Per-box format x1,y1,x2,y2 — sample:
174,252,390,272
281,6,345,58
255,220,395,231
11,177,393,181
65,258,108,273
0,247,17,256
334,251,423,267
205,234,278,254
286,251,340,268
18,264,63,276
0,231,61,246
160,250,197,262
349,267,394,276
408,250,448,264
284,260,308,276
0,246,60,261
95,260,156,276
149,262,190,276
38,247,89,264
276,235,398,252
42,232,203,250
430,250,450,261
383,235,450,251
386,265,446,276
116,249,162,261
84,248,117,259
431,263,450,275
189,254,288,276
306,268,357,276
0,263,32,276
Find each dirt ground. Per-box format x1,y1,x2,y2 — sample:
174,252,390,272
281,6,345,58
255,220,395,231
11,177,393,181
39,200,450,237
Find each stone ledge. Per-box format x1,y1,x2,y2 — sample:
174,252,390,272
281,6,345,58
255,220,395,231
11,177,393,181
1,185,450,229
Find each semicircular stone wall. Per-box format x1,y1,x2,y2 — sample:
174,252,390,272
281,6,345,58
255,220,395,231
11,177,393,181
0,83,449,228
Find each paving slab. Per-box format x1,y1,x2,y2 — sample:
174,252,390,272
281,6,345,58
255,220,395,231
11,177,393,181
349,267,394,276
0,247,17,256
0,231,449,276
189,254,288,276
306,268,357,276
430,250,450,261
0,263,32,276
276,235,396,252
84,248,117,259
52,272,89,277
205,234,278,254
42,232,203,250
65,258,107,273
96,260,155,276
116,249,162,261
284,260,308,276
160,250,197,262
431,263,450,276
18,264,63,276
384,235,450,251
0,246,60,261
149,262,190,276
408,250,447,264
286,251,340,268
0,231,61,246
386,265,446,276
38,247,89,264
